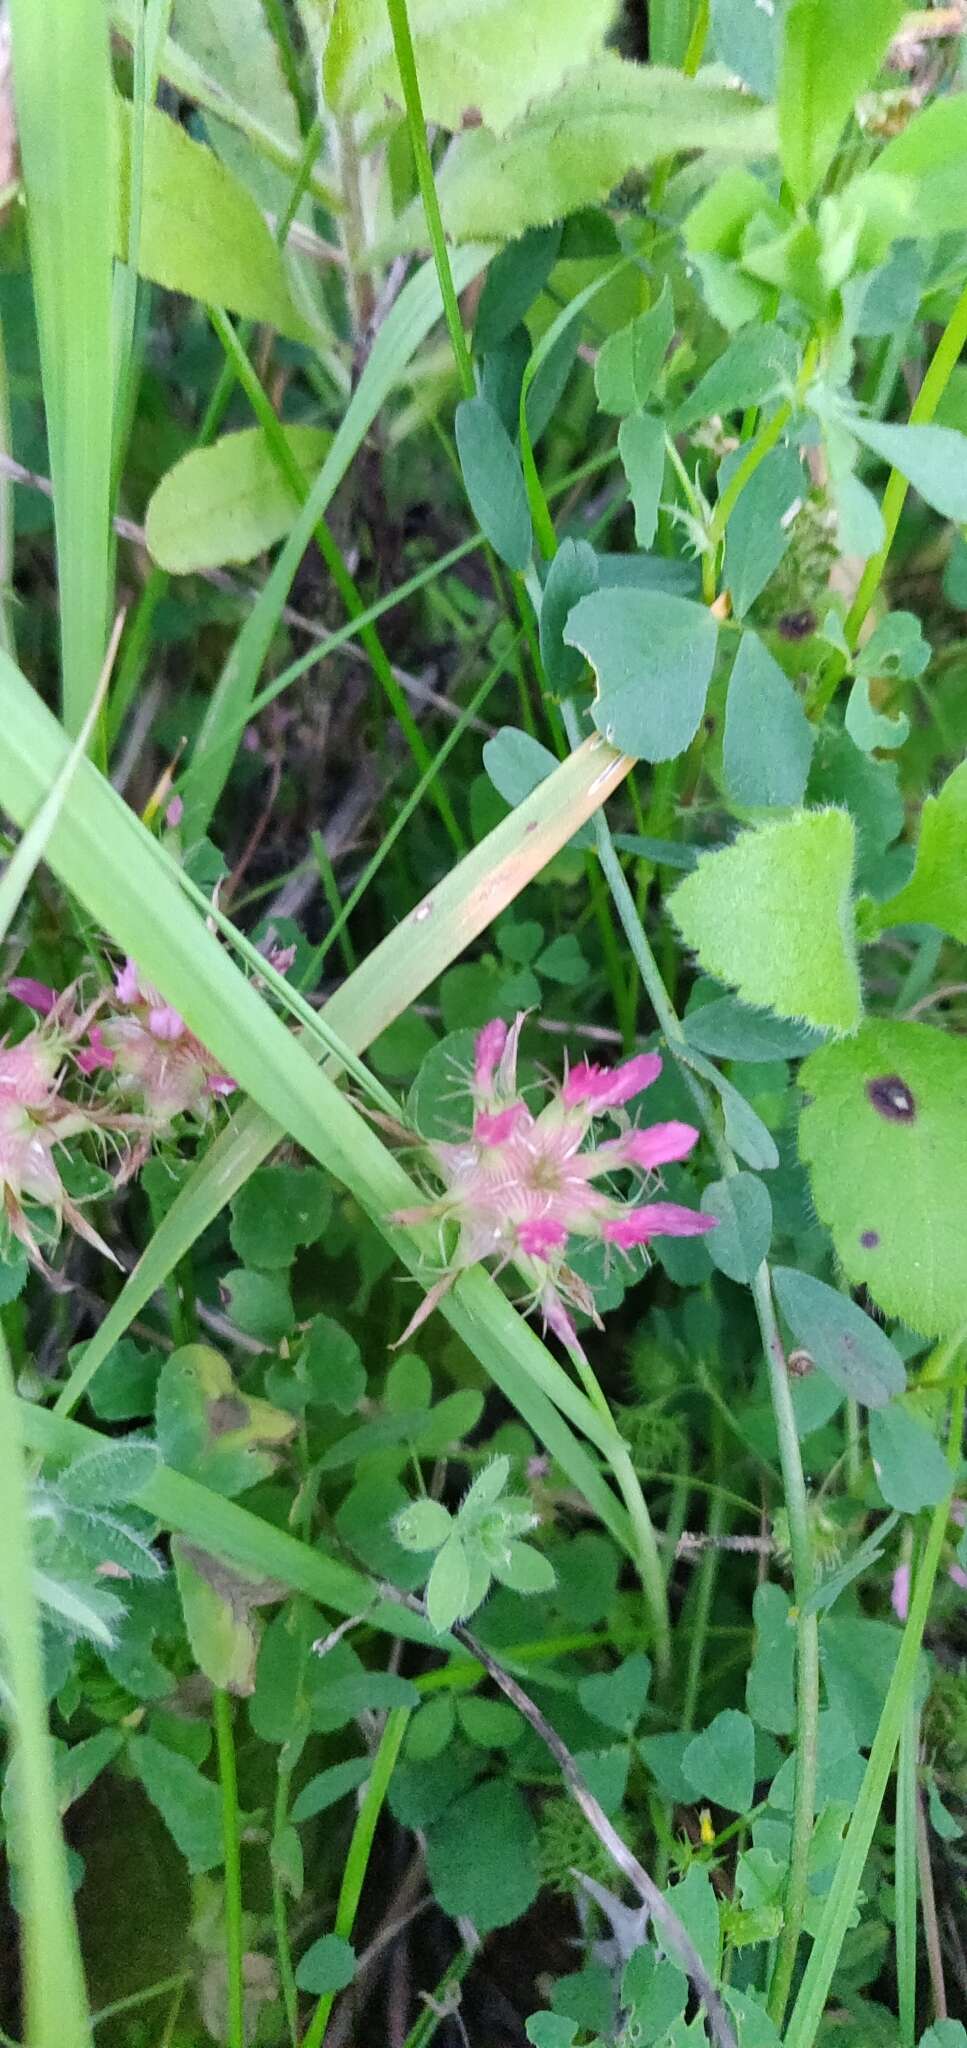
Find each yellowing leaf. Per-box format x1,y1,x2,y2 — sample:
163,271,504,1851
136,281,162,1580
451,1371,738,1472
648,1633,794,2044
669,809,861,1034
324,0,615,134
145,427,333,573
115,98,312,339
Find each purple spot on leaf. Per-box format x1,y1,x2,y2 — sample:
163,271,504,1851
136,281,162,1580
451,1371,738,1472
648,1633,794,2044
860,1230,880,1249
866,1074,916,1122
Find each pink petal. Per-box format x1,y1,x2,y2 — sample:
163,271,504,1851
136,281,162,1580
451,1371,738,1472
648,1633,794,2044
76,1025,116,1075
891,1562,911,1622
474,1101,530,1146
474,1018,508,1093
517,1217,567,1259
602,1202,718,1248
165,794,185,828
948,1564,967,1594
114,959,142,1006
539,1283,582,1353
563,1051,662,1110
205,1072,236,1098
6,977,57,1015
147,1003,185,1042
619,1121,700,1171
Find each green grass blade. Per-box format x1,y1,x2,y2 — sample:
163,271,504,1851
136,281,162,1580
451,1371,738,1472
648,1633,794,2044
0,1330,93,2048
9,0,114,735
181,242,493,838
0,651,635,1551
301,1708,410,2048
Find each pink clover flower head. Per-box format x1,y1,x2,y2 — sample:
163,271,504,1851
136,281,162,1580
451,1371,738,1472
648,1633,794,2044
7,977,58,1016
76,1024,116,1076
563,1050,662,1111
0,1025,122,1274
394,1012,713,1351
105,957,234,1125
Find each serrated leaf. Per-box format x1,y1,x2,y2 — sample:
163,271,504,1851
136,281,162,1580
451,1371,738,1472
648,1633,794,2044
617,412,665,549
723,632,815,809
683,1707,755,1812
869,1401,952,1513
145,427,333,574
455,396,532,571
539,539,599,695
324,0,615,134
423,58,776,241
875,760,967,942
595,283,674,416
798,1020,967,1335
701,1172,772,1283
777,0,904,203
772,1266,906,1406
669,809,861,1034
565,589,718,761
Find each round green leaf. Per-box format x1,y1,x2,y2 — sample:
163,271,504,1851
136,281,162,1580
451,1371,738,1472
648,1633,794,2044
701,1172,773,1283
772,1266,906,1408
492,1540,556,1594
394,1498,453,1553
798,1020,967,1335
565,589,719,761
683,1707,755,1813
425,1779,540,1930
295,1934,356,1995
230,1164,331,1270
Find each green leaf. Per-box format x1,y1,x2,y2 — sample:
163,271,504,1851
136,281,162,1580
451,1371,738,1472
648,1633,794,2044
325,0,615,133
926,1781,962,1845
723,633,815,809
845,413,967,525
578,1652,652,1734
919,2027,967,2048
493,1541,556,1594
700,1172,772,1284
220,1268,293,1345
873,96,967,239
539,538,599,695
669,809,861,1034
229,1165,332,1270
156,1344,296,1496
771,1267,906,1407
145,427,333,575
617,413,666,550
855,610,930,684
723,446,806,618
777,0,904,202
455,396,532,572
290,1757,371,1824
674,324,797,431
683,1707,756,1813
295,1934,356,1996
83,1338,162,1422
300,1315,365,1415
476,226,563,352
526,2018,578,2048
116,98,311,339
424,57,777,241
595,284,674,416
622,1950,687,2040
425,1534,471,1633
482,727,594,847
565,589,718,761
868,1402,953,1514
394,1498,453,1552
131,1734,223,1871
799,1020,967,1335
844,678,910,755
58,1440,159,1509
683,994,823,1062
665,1865,722,1977
746,1583,795,1735
457,1695,522,1748
875,760,967,943
712,0,781,98
424,1778,539,1930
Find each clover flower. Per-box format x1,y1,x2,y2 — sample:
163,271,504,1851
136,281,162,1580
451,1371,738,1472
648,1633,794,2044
394,1014,715,1351
0,1020,118,1273
100,959,235,1127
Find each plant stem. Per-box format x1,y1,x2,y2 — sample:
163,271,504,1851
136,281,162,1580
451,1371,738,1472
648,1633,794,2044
784,1369,966,2048
896,1702,920,2048
271,1759,300,2048
682,1450,726,1732
302,1707,410,2048
214,1690,245,2048
0,1327,92,2048
384,0,475,402
560,698,820,2017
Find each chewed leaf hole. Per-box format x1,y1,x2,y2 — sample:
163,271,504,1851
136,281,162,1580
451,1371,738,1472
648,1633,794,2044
866,1074,916,1122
